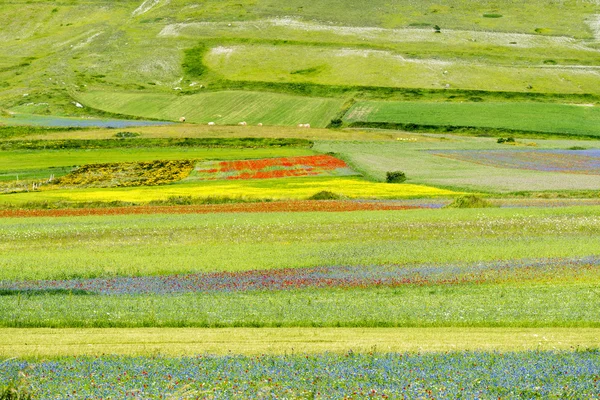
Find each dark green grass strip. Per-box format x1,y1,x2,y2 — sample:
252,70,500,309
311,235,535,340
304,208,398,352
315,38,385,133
1,283,597,328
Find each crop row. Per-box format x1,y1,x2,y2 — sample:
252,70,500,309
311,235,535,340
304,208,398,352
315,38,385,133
2,351,599,398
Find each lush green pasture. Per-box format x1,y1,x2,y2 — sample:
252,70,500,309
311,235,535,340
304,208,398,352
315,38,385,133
0,207,598,281
0,147,313,173
315,139,600,192
1,282,598,328
75,91,343,127
0,177,455,205
205,44,600,94
2,328,599,357
344,101,600,137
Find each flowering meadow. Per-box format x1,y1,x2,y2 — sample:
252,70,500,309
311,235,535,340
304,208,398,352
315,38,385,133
2,351,599,398
2,256,598,296
188,155,358,181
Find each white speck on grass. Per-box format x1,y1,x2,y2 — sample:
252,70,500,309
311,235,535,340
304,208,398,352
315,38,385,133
210,46,236,58
586,14,600,40
132,0,170,17
73,32,103,50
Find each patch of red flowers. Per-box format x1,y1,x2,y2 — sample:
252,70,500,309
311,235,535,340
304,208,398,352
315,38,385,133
195,155,353,180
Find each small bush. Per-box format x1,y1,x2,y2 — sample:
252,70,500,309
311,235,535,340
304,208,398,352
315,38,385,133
114,131,140,138
569,146,587,150
329,118,343,128
386,171,407,183
446,195,493,208
308,191,342,200
497,137,515,144
483,13,502,18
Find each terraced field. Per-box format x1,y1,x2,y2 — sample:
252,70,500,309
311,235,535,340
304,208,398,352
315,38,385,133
76,91,344,127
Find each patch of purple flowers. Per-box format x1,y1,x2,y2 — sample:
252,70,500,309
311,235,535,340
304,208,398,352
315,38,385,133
2,256,598,295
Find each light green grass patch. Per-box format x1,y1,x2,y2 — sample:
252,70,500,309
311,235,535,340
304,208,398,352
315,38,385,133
2,328,598,357
204,44,600,94
75,91,344,128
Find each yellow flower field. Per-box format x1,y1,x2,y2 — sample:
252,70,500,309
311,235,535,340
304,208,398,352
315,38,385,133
0,177,458,204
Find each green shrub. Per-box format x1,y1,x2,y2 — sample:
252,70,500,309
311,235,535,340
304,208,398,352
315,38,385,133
497,137,515,144
483,13,502,18
386,171,407,183
114,131,140,138
329,118,343,128
308,191,342,200
446,195,494,209
568,146,587,150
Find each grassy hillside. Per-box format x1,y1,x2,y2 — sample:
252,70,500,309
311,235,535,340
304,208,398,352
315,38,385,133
1,0,600,130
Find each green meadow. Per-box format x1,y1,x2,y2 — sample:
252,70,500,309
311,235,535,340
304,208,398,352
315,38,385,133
0,207,598,281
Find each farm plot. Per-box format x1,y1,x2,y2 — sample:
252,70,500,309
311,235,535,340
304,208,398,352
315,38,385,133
314,140,600,192
0,176,456,206
186,155,358,181
343,101,600,138
75,91,344,128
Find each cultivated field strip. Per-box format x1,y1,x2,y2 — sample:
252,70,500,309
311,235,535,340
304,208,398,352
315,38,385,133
2,328,599,357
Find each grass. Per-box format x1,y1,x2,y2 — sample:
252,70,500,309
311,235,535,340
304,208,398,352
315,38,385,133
1,282,598,328
1,328,598,357
75,91,344,128
344,101,600,138
204,43,600,94
0,207,598,281
0,176,456,206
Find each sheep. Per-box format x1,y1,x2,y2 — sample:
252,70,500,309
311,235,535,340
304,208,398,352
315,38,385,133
298,123,311,129
238,121,247,126
257,123,263,127
179,117,186,122
208,122,216,126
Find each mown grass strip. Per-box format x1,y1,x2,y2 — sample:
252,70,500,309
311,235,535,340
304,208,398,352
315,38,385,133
2,328,598,358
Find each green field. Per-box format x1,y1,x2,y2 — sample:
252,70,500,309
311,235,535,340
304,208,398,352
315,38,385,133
75,91,344,127
344,101,600,137
0,207,597,281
